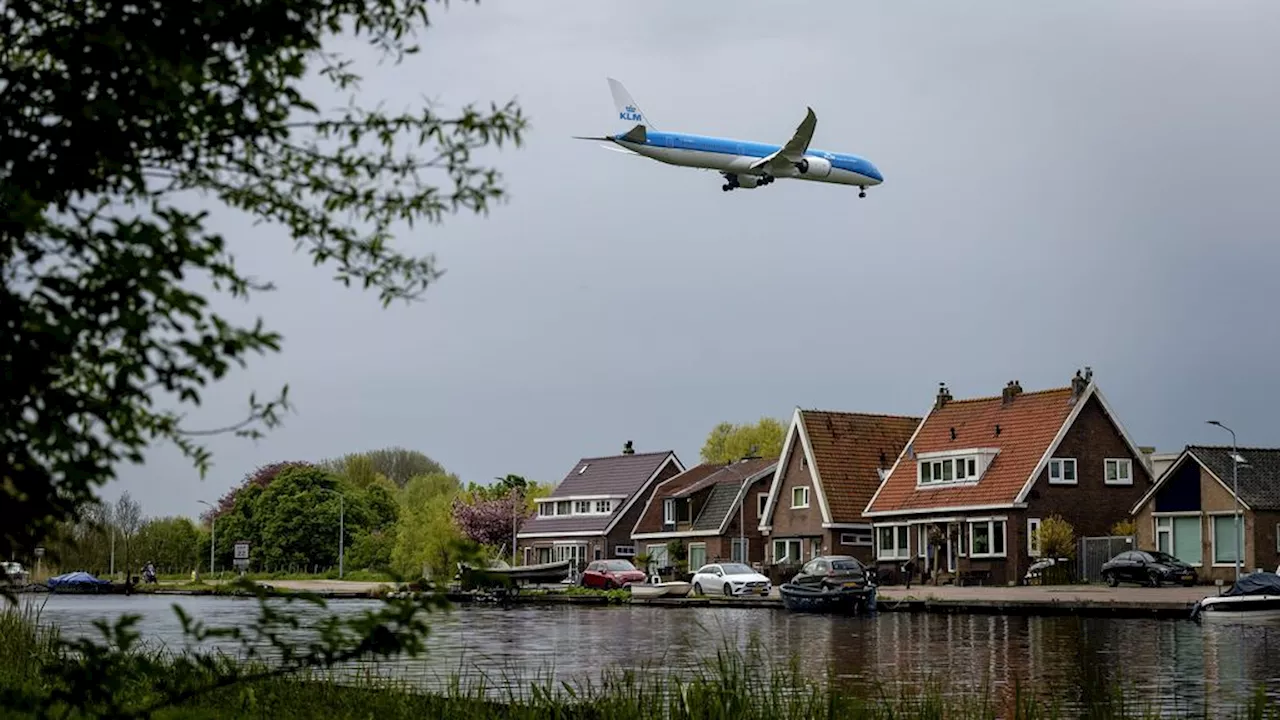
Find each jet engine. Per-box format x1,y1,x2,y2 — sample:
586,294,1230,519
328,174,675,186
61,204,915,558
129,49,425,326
793,156,832,178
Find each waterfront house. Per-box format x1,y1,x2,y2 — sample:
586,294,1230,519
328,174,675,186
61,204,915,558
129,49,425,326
516,442,683,568
757,408,922,570
863,370,1152,586
629,456,778,572
1131,446,1280,583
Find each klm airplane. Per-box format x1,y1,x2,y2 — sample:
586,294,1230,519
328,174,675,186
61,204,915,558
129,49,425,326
575,78,883,196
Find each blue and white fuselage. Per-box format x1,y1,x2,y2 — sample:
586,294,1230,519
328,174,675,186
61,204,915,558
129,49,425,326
578,78,884,196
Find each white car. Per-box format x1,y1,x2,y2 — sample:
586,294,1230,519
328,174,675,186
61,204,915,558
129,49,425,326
1,562,28,585
690,562,771,597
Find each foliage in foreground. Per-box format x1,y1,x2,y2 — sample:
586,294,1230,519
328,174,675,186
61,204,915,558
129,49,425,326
3,599,1279,720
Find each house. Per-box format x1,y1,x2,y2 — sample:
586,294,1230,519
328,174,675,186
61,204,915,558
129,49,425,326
516,442,683,567
629,456,778,571
864,369,1152,586
757,408,922,569
1131,446,1280,583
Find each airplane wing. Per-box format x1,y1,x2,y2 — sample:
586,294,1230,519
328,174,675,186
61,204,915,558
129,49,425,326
748,107,817,173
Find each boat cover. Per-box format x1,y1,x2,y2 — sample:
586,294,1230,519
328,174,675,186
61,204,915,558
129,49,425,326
46,571,109,589
1224,572,1280,597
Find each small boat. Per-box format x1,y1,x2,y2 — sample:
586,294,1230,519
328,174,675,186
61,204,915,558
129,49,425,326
46,571,111,593
629,578,692,600
457,559,572,588
779,582,873,614
1192,572,1280,623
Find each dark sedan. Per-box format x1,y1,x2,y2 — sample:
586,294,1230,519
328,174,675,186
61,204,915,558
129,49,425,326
789,555,875,592
1100,550,1198,587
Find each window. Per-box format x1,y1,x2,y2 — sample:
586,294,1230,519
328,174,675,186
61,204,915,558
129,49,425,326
647,544,669,568
663,498,675,525
772,538,802,564
918,456,979,486
688,543,707,571
731,538,747,563
538,503,552,517
594,500,613,514
1155,516,1202,565
1027,518,1041,557
556,501,571,515
614,545,635,557
917,525,928,558
757,493,769,517
1048,458,1077,485
1212,515,1244,566
969,520,1006,558
1105,459,1133,485
791,486,810,509
574,500,592,514
840,531,872,547
876,525,910,561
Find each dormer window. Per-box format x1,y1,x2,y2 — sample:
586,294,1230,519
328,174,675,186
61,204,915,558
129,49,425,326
916,448,997,488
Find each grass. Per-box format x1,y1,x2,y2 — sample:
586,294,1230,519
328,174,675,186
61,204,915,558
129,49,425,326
2,603,1278,719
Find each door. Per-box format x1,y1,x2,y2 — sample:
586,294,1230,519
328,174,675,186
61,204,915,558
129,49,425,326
731,538,746,564
946,523,960,573
689,543,707,571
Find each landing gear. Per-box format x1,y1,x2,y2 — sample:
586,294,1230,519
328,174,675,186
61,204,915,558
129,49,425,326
858,187,867,198
760,175,775,185
722,183,732,191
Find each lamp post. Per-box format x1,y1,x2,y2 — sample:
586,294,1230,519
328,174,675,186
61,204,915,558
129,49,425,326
318,488,344,579
1207,420,1241,580
198,500,215,577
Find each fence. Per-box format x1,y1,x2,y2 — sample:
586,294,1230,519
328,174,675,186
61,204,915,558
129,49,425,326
1077,535,1135,583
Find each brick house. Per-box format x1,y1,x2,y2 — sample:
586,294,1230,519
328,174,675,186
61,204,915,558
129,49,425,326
1131,446,1280,583
757,408,921,571
864,370,1152,586
516,444,683,568
629,457,777,572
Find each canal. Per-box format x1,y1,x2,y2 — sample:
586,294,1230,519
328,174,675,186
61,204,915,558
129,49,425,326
23,594,1280,714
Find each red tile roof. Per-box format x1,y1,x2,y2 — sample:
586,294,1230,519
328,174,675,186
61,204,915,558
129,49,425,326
801,410,922,523
866,386,1077,514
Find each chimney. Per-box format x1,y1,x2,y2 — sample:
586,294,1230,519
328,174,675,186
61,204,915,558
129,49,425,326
935,382,952,410
622,440,634,455
1001,380,1023,405
1070,368,1090,399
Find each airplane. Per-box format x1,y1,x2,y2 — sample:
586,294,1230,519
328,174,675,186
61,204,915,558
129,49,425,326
574,78,883,196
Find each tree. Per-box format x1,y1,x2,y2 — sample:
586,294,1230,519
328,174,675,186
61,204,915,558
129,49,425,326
700,418,786,464
392,472,465,580
451,494,528,549
113,492,144,576
203,461,315,523
1110,519,1138,537
1035,515,1077,560
134,516,202,574
1,0,526,563
319,448,447,488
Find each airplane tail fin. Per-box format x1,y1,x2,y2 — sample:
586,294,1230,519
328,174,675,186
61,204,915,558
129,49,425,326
608,78,656,130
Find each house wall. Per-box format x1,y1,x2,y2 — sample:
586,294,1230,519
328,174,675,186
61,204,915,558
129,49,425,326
605,461,682,556
1253,510,1280,574
871,512,1027,587
764,428,824,562
1022,394,1152,582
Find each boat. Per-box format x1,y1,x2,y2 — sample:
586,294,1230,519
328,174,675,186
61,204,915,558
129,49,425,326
779,582,874,614
46,571,111,593
1192,572,1280,623
629,578,692,600
457,559,572,588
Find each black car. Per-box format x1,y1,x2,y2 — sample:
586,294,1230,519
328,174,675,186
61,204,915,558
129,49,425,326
1100,550,1198,587
789,555,875,592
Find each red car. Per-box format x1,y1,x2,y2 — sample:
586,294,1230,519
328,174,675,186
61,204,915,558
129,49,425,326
581,559,647,589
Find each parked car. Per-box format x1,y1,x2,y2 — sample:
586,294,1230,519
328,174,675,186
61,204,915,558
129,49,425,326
690,562,771,597
1100,550,1198,587
1,562,28,585
580,559,647,589
788,555,874,592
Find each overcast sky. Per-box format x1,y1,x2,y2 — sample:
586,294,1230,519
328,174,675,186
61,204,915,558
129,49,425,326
106,0,1280,518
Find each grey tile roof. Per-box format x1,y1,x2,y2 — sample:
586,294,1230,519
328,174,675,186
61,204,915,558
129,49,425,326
1187,445,1280,511
518,450,678,537
691,483,742,532
671,458,776,499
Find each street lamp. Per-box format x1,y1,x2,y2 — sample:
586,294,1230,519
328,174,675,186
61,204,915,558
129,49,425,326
318,488,344,579
197,500,215,577
1207,420,1241,580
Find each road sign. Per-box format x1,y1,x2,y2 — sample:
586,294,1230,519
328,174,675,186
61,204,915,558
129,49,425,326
233,541,249,560
33,547,44,558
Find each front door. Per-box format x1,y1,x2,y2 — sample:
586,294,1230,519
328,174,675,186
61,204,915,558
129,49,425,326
946,523,960,573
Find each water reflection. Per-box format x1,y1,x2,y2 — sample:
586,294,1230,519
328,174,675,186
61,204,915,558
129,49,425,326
23,595,1280,713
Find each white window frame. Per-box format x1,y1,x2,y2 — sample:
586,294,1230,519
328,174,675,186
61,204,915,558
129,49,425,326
1153,514,1203,567
840,531,872,547
1048,458,1077,486
917,525,928,558
772,538,802,565
917,456,980,488
593,500,613,514
613,545,635,557
574,500,592,514
757,492,769,517
1210,513,1245,567
538,504,552,517
1105,458,1133,486
662,498,675,525
791,486,810,509
875,524,910,561
1027,518,1041,557
968,519,1007,558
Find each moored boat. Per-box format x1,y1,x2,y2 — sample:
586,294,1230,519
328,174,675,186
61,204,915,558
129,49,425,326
779,582,873,614
457,559,572,588
1192,572,1280,622
629,577,692,600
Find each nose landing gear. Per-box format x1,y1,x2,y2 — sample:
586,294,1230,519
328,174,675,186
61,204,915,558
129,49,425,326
858,187,867,198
